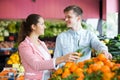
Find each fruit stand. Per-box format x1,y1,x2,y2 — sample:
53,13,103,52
49,54,120,80
0,20,67,80
0,20,120,80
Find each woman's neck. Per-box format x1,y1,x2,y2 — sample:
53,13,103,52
29,34,39,44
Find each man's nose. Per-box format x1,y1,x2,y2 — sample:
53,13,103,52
65,18,68,21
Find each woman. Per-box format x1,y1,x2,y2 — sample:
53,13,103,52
18,14,80,80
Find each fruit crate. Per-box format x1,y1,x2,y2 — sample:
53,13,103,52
0,67,24,80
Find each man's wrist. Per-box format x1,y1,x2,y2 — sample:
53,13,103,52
102,50,109,54
56,56,64,65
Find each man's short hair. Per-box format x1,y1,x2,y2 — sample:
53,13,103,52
64,5,83,16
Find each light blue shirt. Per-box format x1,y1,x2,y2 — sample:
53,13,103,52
53,29,108,65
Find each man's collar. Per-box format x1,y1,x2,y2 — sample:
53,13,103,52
69,28,84,35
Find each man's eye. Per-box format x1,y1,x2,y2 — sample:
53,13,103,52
68,16,71,18
65,16,71,19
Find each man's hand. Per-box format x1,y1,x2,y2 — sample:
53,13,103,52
102,51,112,60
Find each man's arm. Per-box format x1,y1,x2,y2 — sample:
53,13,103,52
90,32,112,59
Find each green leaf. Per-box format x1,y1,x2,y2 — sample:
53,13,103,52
76,48,82,53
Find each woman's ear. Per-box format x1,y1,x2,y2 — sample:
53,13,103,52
31,24,36,30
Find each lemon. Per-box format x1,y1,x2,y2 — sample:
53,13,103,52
7,60,13,64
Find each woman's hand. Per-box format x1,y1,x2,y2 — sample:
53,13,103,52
56,52,80,65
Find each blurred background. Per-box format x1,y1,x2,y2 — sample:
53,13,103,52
0,0,119,79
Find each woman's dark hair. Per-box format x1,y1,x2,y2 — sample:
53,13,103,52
18,14,41,44
64,5,83,16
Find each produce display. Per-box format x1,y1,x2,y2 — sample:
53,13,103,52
42,20,68,38
0,41,15,55
106,34,120,63
0,51,24,80
0,41,14,48
49,53,120,80
0,20,20,42
0,67,24,80
0,20,120,80
7,51,20,64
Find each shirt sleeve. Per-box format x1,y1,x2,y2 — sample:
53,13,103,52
53,58,59,70
90,32,108,52
53,35,63,58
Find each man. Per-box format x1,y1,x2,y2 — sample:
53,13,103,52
54,5,112,65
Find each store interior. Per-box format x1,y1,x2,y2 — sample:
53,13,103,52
0,0,120,80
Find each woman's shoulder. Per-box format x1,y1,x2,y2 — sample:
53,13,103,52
18,40,30,48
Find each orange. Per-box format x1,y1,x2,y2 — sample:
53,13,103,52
16,75,24,80
111,64,120,71
97,53,107,61
87,68,93,74
64,62,74,69
62,68,71,78
117,75,120,79
77,77,84,80
84,59,93,63
104,59,115,68
89,63,101,72
2,77,8,80
76,72,84,80
69,63,78,72
74,68,83,76
92,57,99,62
77,62,84,68
100,65,111,73
55,68,63,75
102,72,115,80
95,61,104,66
114,63,120,67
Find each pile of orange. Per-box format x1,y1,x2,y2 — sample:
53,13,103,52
49,53,120,80
0,68,24,80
